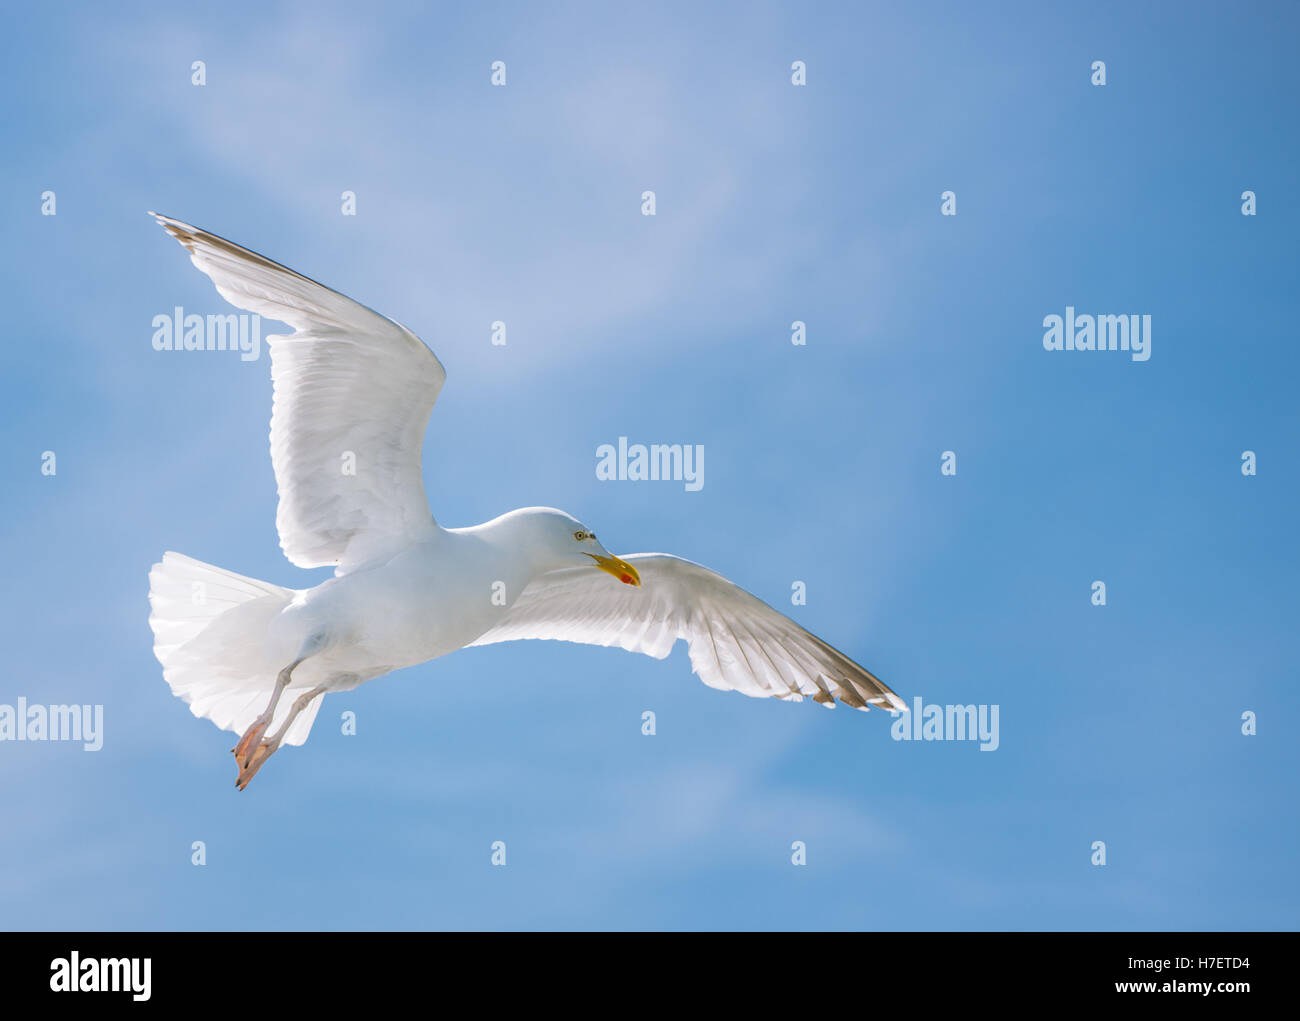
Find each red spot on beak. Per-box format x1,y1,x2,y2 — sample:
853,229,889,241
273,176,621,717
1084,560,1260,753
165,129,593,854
620,574,634,584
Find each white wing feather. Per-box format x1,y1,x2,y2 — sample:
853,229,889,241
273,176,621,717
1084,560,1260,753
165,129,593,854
471,554,905,711
152,213,444,571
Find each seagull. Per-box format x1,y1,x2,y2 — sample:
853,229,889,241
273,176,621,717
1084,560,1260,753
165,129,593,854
145,213,905,790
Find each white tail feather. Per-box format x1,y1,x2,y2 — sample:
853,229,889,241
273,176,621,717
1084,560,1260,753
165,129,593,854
147,552,322,746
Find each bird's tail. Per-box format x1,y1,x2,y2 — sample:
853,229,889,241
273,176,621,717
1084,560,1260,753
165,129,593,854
147,552,321,746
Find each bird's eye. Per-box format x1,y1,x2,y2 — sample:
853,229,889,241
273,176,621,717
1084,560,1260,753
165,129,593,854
574,530,586,541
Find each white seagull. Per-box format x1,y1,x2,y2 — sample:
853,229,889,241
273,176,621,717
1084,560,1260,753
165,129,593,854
146,214,905,789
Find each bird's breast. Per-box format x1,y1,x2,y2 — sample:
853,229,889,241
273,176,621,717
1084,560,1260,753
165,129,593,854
325,541,531,669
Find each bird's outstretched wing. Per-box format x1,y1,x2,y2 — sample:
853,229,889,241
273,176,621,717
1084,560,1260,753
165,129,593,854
151,213,444,572
471,554,905,711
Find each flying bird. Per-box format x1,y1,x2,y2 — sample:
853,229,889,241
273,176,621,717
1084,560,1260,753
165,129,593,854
145,214,905,789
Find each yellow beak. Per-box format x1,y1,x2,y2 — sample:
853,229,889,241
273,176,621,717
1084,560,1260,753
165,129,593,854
585,553,641,587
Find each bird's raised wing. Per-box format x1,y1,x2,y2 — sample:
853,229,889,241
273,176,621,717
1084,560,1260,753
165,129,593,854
471,554,905,711
152,213,444,572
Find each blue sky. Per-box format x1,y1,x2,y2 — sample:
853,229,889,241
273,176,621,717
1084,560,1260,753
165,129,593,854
2,0,1297,930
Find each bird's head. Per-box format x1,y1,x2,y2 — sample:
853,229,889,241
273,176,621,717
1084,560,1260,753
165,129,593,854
516,508,641,586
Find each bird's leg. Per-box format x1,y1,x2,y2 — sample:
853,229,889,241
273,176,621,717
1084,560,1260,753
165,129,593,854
235,685,327,791
231,631,329,772
231,659,299,769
